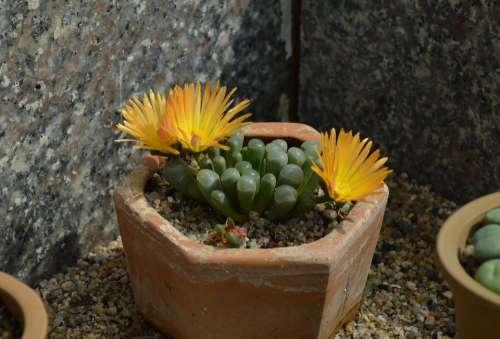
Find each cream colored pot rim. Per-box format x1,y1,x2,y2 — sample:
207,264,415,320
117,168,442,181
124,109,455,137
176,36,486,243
436,191,500,307
0,272,48,339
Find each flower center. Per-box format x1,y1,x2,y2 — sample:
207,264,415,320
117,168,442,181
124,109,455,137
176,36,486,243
333,181,352,202
190,133,202,150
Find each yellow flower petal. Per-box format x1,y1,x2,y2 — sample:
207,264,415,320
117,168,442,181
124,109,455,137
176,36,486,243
312,128,392,203
115,90,179,155
160,81,252,153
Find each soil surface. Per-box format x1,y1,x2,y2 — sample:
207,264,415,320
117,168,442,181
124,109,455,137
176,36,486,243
0,303,22,339
144,172,351,248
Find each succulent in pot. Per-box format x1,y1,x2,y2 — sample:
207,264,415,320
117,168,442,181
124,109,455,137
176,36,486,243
114,81,391,338
462,208,500,295
162,135,321,222
437,193,500,339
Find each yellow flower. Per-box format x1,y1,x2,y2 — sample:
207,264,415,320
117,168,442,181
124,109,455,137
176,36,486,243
116,90,179,155
311,128,392,203
160,81,251,153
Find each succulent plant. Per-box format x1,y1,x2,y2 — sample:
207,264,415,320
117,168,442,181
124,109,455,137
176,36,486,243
475,259,500,294
211,218,247,247
484,208,500,225
471,224,500,260
463,208,500,295
162,134,321,222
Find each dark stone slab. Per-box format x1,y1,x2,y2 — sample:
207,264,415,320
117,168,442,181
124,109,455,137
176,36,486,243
0,0,290,282
300,1,500,203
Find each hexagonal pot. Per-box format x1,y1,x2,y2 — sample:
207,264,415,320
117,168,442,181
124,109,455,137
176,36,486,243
436,191,500,339
0,272,48,339
113,122,389,339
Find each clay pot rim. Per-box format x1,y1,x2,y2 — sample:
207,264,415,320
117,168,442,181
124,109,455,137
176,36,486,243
115,122,389,266
436,191,500,307
0,272,48,339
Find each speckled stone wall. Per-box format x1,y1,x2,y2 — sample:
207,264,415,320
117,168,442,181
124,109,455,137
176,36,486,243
300,1,500,203
0,0,291,282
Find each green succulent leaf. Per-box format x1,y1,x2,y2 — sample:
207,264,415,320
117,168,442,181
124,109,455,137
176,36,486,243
162,158,204,202
266,149,288,177
242,145,249,159
472,224,500,260
220,168,240,205
226,230,243,247
259,158,267,177
212,155,227,175
288,147,306,167
198,157,214,170
235,161,253,174
293,191,316,217
265,143,282,155
271,139,288,152
247,138,266,171
298,165,320,196
301,140,320,154
240,168,260,193
237,174,258,214
266,185,298,220
210,190,246,223
484,208,500,225
227,133,244,153
187,181,204,202
254,173,276,214
208,147,220,158
474,259,500,295
278,164,304,188
214,223,226,235
226,152,243,167
197,169,222,201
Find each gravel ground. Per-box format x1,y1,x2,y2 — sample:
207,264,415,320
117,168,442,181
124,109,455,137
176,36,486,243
35,172,457,338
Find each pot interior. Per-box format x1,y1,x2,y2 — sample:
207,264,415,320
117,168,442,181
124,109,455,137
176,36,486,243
0,297,23,338
457,213,490,253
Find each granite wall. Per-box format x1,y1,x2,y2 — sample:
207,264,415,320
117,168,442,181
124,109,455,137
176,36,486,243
0,0,291,282
300,1,500,203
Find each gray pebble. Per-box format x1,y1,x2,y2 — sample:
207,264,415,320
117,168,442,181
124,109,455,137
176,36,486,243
61,281,75,292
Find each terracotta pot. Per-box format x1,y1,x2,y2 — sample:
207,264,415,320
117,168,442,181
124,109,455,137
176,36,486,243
114,122,389,339
436,191,500,339
0,272,48,339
